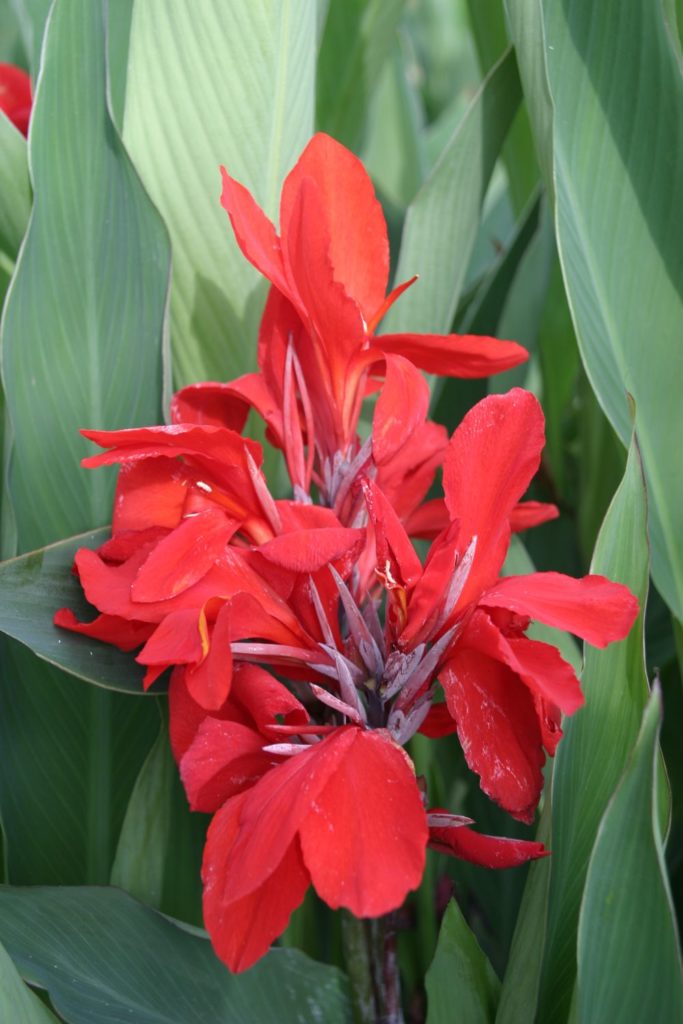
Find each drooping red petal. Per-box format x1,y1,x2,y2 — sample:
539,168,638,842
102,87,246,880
112,458,188,533
300,730,427,917
510,501,560,532
135,608,204,675
168,666,242,763
374,332,528,377
461,609,584,715
81,424,262,471
53,609,154,652
429,822,548,868
442,389,546,604
219,167,291,297
215,728,357,905
372,354,430,465
131,510,237,602
441,650,545,823
184,602,233,710
202,792,310,973
257,526,365,573
181,719,274,811
280,133,389,323
97,527,170,564
480,572,639,647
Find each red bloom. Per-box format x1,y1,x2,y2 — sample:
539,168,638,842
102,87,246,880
0,63,31,136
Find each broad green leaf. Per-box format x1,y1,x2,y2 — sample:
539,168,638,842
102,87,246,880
577,688,683,1023
0,939,59,1023
362,35,427,211
426,899,500,1024
111,718,174,907
0,112,30,259
383,47,521,334
8,0,51,74
0,886,352,1024
2,1,169,552
106,0,134,130
537,0,683,620
123,0,315,387
0,528,148,693
538,436,653,1022
503,0,554,194
466,0,539,212
0,0,169,886
316,0,405,154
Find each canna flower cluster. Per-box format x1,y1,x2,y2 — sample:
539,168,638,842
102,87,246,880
57,134,638,973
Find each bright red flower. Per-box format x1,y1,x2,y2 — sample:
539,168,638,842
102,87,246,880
0,63,31,136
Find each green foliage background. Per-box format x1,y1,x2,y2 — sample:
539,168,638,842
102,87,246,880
0,0,681,1021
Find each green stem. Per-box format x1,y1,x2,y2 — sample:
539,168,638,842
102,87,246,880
341,911,404,1024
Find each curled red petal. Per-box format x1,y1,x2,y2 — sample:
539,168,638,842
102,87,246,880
136,608,204,672
372,354,430,465
181,719,273,811
374,332,528,377
257,526,365,573
429,823,549,868
441,650,545,823
300,730,427,917
418,702,458,739
53,609,153,652
184,602,233,710
480,572,639,647
362,477,423,589
170,382,252,432
112,458,188,533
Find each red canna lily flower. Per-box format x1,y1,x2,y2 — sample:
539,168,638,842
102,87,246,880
177,133,528,501
0,63,31,136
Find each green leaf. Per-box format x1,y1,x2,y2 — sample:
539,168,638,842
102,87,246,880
426,899,500,1024
577,687,683,1023
8,0,51,74
0,939,59,1023
2,0,170,553
532,0,683,620
0,886,352,1024
0,528,148,693
110,717,174,907
538,436,654,1022
495,795,553,1024
122,0,315,386
316,0,405,154
0,113,30,260
0,0,169,887
382,46,522,334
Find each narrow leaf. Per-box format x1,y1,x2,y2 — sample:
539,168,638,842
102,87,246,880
0,939,59,1023
426,899,500,1024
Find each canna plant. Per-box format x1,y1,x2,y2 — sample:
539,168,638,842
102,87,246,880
0,1,681,1023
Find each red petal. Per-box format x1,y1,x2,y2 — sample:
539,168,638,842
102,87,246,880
429,823,548,868
136,608,203,672
372,354,430,465
257,526,365,573
113,458,188,532
462,609,584,715
170,382,251,432
300,730,427,917
480,572,639,647
443,389,546,603
184,602,233,710
181,719,273,811
418,702,458,739
214,728,357,904
0,63,32,136
441,650,545,823
280,133,389,323
230,663,308,736
131,510,237,602
402,498,449,540
81,423,262,471
53,609,153,651
168,666,242,763
219,167,290,297
202,792,310,973
362,477,423,589
510,501,560,531
374,332,528,377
